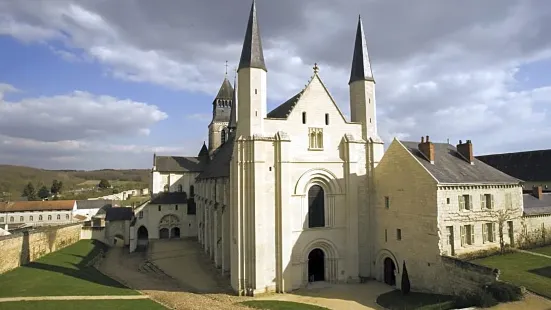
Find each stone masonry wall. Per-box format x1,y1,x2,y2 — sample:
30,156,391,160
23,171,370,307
518,214,551,248
0,223,82,274
438,256,499,295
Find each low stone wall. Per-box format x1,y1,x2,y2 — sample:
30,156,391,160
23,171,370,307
0,223,82,274
439,256,499,295
518,215,551,248
80,226,107,244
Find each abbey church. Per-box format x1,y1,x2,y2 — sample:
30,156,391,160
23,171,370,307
138,0,546,298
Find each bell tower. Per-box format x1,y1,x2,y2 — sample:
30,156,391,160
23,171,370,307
208,76,233,155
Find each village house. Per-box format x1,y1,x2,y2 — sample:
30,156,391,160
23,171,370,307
0,200,76,230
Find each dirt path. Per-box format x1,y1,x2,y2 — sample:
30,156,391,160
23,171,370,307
98,244,252,310
0,295,149,302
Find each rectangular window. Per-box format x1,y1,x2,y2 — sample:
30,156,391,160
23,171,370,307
20,216,24,222
480,194,493,209
384,196,390,209
505,192,513,210
302,112,307,124
0,217,4,223
397,229,402,241
308,127,323,150
460,225,474,246
483,222,496,243
30,216,33,221
187,202,196,215
158,205,161,211
175,205,178,211
459,195,472,211
446,198,450,204
325,113,329,125
138,211,143,219
384,229,388,242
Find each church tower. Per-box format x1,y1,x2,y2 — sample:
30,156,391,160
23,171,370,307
236,0,267,136
349,15,384,167
208,77,234,155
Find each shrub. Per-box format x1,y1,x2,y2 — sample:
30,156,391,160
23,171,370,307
454,290,498,309
486,282,525,302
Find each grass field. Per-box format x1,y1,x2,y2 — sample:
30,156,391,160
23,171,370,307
240,300,330,309
472,247,551,299
0,240,139,297
0,300,167,310
529,245,551,257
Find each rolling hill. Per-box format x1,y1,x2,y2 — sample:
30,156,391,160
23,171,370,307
0,165,151,200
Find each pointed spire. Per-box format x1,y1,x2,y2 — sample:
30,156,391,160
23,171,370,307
198,142,208,157
238,0,267,72
228,70,238,131
349,15,375,84
215,77,233,100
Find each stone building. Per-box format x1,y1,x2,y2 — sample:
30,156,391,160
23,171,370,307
0,200,76,230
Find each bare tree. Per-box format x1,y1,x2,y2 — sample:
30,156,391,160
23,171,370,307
488,208,521,254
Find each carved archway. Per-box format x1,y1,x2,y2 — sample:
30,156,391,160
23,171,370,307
301,239,339,285
159,214,180,239
376,249,400,285
294,168,343,196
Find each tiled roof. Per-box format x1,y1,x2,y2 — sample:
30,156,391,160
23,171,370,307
196,135,235,179
150,192,189,204
0,200,75,213
523,193,551,215
401,141,521,184
477,149,551,182
154,156,206,172
105,207,134,221
76,200,113,210
266,92,303,119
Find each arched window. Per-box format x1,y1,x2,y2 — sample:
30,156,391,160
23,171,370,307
57,214,61,220
221,129,227,144
190,185,195,197
19,216,23,222
308,185,325,228
29,216,33,221
48,215,52,221
39,215,43,221
66,214,69,220
10,217,14,222
178,184,183,192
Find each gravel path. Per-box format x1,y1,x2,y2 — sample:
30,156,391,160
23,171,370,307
0,295,149,302
98,243,252,310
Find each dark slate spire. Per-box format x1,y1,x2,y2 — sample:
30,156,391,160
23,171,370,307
238,0,267,72
228,74,238,131
198,142,208,157
215,77,234,100
349,15,375,84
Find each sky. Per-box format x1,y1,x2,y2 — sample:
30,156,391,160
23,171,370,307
0,0,550,170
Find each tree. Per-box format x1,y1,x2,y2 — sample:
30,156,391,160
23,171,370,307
22,182,37,201
51,180,63,195
489,208,521,254
401,261,411,295
38,186,50,200
98,179,111,189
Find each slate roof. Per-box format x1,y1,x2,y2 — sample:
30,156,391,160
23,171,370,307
150,192,188,204
196,135,235,179
154,155,206,172
198,142,209,157
401,141,521,184
349,15,375,84
0,200,75,213
523,193,551,215
215,78,234,100
105,207,134,221
76,200,113,210
266,91,303,119
476,149,551,182
238,0,266,72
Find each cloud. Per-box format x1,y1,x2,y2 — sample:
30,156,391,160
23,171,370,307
1,0,551,168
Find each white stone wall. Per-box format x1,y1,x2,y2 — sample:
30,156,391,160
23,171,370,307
437,185,524,257
133,201,196,239
373,139,440,292
519,214,551,247
209,122,228,154
151,171,199,196
0,210,74,226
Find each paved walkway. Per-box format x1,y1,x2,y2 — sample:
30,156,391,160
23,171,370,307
516,248,551,259
0,295,149,302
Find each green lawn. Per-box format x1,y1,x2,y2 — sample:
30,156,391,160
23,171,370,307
376,290,456,310
240,300,329,310
528,245,551,257
0,300,166,310
472,251,551,299
0,240,138,297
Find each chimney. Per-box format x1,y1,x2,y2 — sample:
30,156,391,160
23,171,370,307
456,139,474,164
532,186,543,200
418,135,434,164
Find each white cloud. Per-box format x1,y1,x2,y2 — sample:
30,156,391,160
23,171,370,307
1,0,551,168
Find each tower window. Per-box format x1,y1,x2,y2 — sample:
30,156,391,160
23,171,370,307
308,128,323,150
325,113,329,125
302,112,307,124
255,89,257,94
369,118,372,123
221,129,226,144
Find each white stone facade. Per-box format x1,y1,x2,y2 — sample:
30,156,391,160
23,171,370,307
151,171,199,195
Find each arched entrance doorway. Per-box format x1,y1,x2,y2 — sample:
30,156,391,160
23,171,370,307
136,226,149,251
159,214,180,239
159,228,169,239
384,257,396,286
171,227,180,239
113,234,124,247
308,248,325,282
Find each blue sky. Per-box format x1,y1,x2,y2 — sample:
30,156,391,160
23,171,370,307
1,0,550,170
